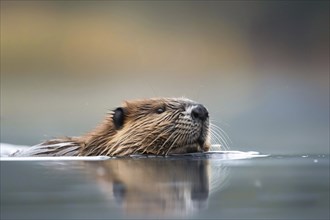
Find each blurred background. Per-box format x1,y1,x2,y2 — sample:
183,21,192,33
1,1,329,154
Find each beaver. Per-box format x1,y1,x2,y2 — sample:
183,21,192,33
13,97,211,157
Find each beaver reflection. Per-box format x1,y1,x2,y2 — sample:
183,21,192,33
85,158,224,217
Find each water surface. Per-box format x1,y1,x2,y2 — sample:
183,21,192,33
1,152,329,219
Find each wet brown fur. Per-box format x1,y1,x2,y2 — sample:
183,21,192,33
14,98,211,157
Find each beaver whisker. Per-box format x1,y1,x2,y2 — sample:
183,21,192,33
209,128,226,149
165,132,185,155
133,111,181,155
210,130,229,149
209,129,224,150
153,130,179,155
140,126,175,154
151,131,177,155
210,122,232,145
156,134,179,155
209,128,229,151
211,130,229,150
209,128,222,145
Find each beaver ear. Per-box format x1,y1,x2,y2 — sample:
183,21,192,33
113,107,125,129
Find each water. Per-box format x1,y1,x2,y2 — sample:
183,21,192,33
1,152,329,219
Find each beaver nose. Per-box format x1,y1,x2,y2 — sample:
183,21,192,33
191,104,209,121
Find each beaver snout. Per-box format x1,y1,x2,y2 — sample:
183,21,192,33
191,104,209,121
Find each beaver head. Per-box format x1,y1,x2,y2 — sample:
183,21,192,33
82,97,210,157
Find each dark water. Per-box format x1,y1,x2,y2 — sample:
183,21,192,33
1,153,329,220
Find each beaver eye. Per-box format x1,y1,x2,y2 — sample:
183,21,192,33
156,107,165,114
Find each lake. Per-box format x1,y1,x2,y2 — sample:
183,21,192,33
1,152,329,219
